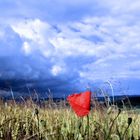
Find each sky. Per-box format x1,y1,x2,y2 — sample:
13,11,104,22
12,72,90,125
0,0,140,97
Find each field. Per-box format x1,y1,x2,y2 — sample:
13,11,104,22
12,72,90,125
0,98,140,140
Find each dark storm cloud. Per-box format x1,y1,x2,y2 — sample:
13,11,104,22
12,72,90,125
0,25,82,97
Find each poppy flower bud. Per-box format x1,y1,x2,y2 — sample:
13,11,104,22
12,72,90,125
128,117,132,125
35,108,39,115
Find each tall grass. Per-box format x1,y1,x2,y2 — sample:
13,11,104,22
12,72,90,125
0,98,140,140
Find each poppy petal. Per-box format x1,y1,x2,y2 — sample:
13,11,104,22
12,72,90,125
67,91,91,117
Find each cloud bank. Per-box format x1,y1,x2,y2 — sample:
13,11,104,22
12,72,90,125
0,0,140,96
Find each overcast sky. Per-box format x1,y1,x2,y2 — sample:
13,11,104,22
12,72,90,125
0,0,140,96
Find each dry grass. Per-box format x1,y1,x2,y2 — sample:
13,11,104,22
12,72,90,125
0,98,140,140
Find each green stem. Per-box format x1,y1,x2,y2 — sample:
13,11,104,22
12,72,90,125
106,109,121,140
122,124,130,139
36,114,40,139
87,115,89,140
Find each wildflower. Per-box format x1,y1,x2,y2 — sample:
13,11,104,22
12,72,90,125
67,90,91,117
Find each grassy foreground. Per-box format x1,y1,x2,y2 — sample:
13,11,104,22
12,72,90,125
0,99,140,140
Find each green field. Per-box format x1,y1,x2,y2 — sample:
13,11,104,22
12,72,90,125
0,99,140,140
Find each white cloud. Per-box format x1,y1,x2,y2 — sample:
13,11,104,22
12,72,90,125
12,19,56,57
51,65,63,76
58,16,140,80
9,15,140,82
22,42,31,55
11,19,51,44
98,0,140,15
0,0,136,85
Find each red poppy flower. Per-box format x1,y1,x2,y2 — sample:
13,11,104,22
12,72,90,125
67,90,91,117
